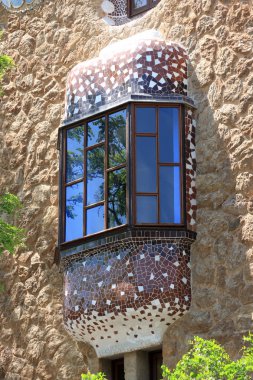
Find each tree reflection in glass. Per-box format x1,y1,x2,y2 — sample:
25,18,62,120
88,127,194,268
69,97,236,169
64,109,127,241
108,168,126,228
87,117,105,147
65,182,83,241
86,147,105,205
66,126,84,183
133,0,148,8
86,205,104,235
108,110,126,168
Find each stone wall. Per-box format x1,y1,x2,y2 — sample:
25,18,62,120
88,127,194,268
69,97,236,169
0,0,253,379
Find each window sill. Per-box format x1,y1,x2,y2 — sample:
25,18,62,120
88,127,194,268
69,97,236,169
59,224,196,261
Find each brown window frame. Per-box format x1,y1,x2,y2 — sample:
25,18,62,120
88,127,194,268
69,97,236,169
61,105,129,243
59,102,186,246
132,103,185,227
128,0,161,18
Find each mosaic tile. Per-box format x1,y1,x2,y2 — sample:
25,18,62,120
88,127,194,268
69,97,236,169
101,0,162,26
185,108,197,231
102,0,128,26
65,31,189,123
62,31,197,357
62,235,194,357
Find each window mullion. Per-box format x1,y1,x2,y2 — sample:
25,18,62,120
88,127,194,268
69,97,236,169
64,177,84,187
83,123,87,236
180,105,184,225
156,106,160,224
106,163,126,173
85,200,104,210
105,114,108,230
62,128,67,242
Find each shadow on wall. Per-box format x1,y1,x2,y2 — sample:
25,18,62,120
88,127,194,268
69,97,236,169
163,45,253,367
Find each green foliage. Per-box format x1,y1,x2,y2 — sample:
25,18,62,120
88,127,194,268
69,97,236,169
0,193,25,255
81,371,107,380
0,32,15,95
162,334,253,380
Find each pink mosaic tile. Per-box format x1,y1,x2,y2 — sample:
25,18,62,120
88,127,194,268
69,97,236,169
185,108,197,231
62,234,193,357
65,32,189,122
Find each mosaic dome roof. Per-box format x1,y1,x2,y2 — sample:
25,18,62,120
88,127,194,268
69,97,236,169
65,30,189,122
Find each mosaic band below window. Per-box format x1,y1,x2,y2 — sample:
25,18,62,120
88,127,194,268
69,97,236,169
62,235,194,357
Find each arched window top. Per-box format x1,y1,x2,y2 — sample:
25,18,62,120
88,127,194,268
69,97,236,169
101,0,161,26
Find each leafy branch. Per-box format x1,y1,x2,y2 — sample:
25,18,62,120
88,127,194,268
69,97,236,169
0,31,15,95
162,334,253,380
81,372,107,380
0,193,25,255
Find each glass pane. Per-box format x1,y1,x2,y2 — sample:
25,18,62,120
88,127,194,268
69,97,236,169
86,205,104,235
2,0,11,8
87,117,105,147
136,137,156,193
86,146,105,205
65,182,83,241
66,126,84,183
108,168,126,228
159,166,181,223
11,0,23,7
133,0,148,8
136,196,157,223
159,108,180,163
108,109,126,168
136,107,156,133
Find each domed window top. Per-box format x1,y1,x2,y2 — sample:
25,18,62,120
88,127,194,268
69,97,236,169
0,0,41,12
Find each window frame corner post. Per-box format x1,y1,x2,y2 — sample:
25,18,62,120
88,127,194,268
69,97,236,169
181,104,187,227
58,127,65,245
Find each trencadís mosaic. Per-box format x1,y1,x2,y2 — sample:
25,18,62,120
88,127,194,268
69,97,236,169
65,31,189,123
62,235,193,357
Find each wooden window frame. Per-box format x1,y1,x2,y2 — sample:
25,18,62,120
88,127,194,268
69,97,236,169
59,102,186,246
128,0,160,18
61,105,129,243
132,103,185,227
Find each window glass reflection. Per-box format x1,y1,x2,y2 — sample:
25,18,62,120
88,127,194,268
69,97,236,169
136,137,157,193
136,107,156,133
86,205,104,235
108,168,126,228
11,0,23,7
136,196,157,223
159,166,181,223
133,0,148,8
86,147,105,205
87,117,105,147
65,182,83,241
108,110,126,168
159,108,180,163
66,126,84,183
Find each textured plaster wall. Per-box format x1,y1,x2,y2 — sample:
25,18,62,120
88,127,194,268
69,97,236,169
0,0,253,379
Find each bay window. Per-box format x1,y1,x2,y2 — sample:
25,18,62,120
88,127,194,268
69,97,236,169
60,103,184,244
134,105,182,224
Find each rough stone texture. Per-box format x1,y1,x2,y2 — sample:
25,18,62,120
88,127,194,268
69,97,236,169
0,0,253,378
